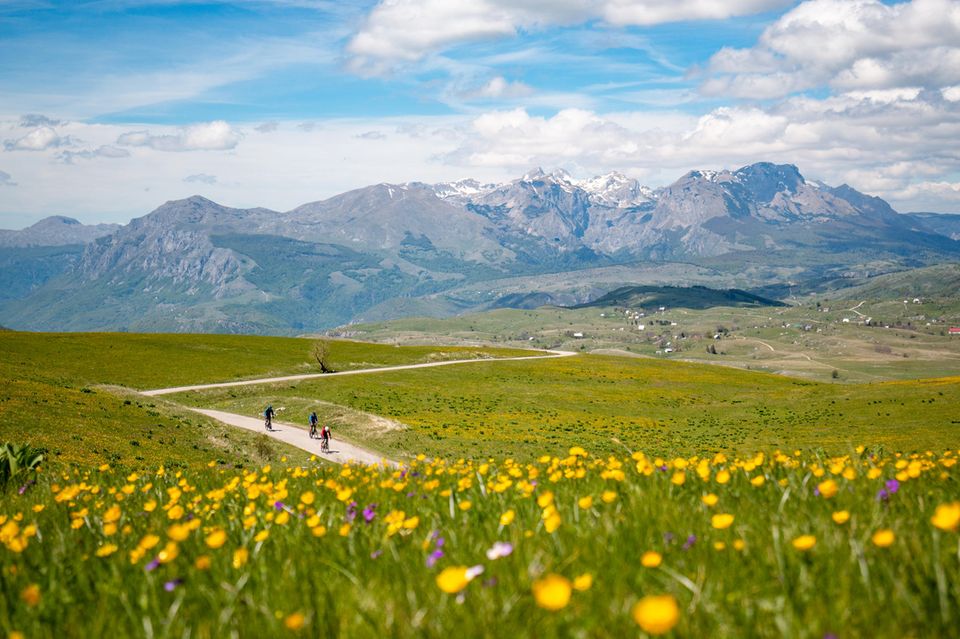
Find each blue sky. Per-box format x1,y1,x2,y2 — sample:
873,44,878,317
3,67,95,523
1,0,959,224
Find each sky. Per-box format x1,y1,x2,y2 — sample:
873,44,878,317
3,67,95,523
1,0,959,227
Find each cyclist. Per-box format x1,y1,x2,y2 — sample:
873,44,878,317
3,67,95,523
320,424,331,453
264,404,275,431
308,411,319,439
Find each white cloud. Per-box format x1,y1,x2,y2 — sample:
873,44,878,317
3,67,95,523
703,0,960,98
4,126,71,152
255,121,280,133
18,114,63,128
0,170,15,186
57,145,131,164
184,173,218,185
355,130,387,140
348,0,792,72
470,76,533,100
117,121,242,152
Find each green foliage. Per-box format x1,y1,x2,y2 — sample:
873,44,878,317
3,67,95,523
0,442,44,487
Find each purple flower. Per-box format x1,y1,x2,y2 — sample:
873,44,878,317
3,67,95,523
370,550,382,559
876,489,888,502
435,536,445,548
363,504,377,523
145,558,160,572
407,492,416,498
885,479,900,494
163,579,183,592
17,480,35,495
683,534,697,550
426,549,444,568
659,465,668,472
345,502,357,522
813,486,821,496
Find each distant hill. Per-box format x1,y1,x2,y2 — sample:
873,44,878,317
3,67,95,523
573,285,788,310
0,215,120,247
829,264,960,300
1,163,958,334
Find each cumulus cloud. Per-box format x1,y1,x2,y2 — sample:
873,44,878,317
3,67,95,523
702,0,960,98
56,145,131,164
117,121,242,152
184,173,218,184
0,170,16,186
4,126,72,152
348,0,791,72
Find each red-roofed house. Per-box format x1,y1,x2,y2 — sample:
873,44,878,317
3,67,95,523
949,327,960,335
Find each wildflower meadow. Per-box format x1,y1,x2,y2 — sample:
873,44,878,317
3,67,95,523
2,447,959,638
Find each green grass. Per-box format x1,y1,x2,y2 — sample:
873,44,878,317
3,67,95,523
0,332,535,468
2,449,958,638
176,354,960,461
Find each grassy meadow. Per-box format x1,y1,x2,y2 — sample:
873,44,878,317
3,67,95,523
177,353,960,461
0,331,532,468
2,449,959,638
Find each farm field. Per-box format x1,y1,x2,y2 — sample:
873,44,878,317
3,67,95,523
0,331,534,468
341,294,960,383
2,448,958,638
176,353,960,461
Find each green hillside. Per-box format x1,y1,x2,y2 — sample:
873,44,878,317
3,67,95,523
176,353,960,461
0,332,533,468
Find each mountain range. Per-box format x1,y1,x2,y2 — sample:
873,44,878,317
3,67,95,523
1,162,959,334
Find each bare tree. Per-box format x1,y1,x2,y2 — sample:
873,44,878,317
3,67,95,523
312,339,335,374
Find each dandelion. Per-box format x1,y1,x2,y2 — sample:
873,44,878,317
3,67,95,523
532,574,572,611
436,566,471,594
632,594,680,634
20,584,40,607
205,528,227,549
792,535,816,551
931,502,960,532
711,513,734,529
641,551,662,568
817,479,838,499
872,529,895,548
284,612,305,631
832,511,851,525
232,547,249,569
573,574,593,591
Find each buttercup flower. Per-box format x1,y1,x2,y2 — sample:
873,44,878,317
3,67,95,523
532,574,572,611
632,594,680,634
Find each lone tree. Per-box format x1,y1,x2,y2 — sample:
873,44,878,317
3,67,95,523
312,339,335,374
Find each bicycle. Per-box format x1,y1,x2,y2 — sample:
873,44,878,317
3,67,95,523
309,423,318,439
264,415,273,431
320,437,330,454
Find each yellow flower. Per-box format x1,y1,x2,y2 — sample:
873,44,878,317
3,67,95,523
20,584,41,607
578,495,593,509
167,523,191,542
275,511,290,525
255,530,270,543
817,479,838,499
601,490,617,503
573,573,593,591
632,594,680,634
931,502,960,532
103,504,121,523
205,528,228,549
536,491,554,508
832,510,850,525
733,539,746,551
713,541,726,551
532,574,572,611
403,516,420,530
458,500,472,511
103,523,118,536
436,566,471,594
701,493,719,507
167,504,184,520
339,523,351,537
284,612,306,631
158,542,179,564
499,510,515,526
32,504,45,513
715,469,730,484
139,534,160,550
299,492,315,505
750,475,766,487
671,471,686,486
143,500,157,512
641,551,662,568
792,535,816,551
232,547,249,568
711,513,734,529
195,555,212,570
95,543,118,557
312,526,327,537
872,529,895,548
